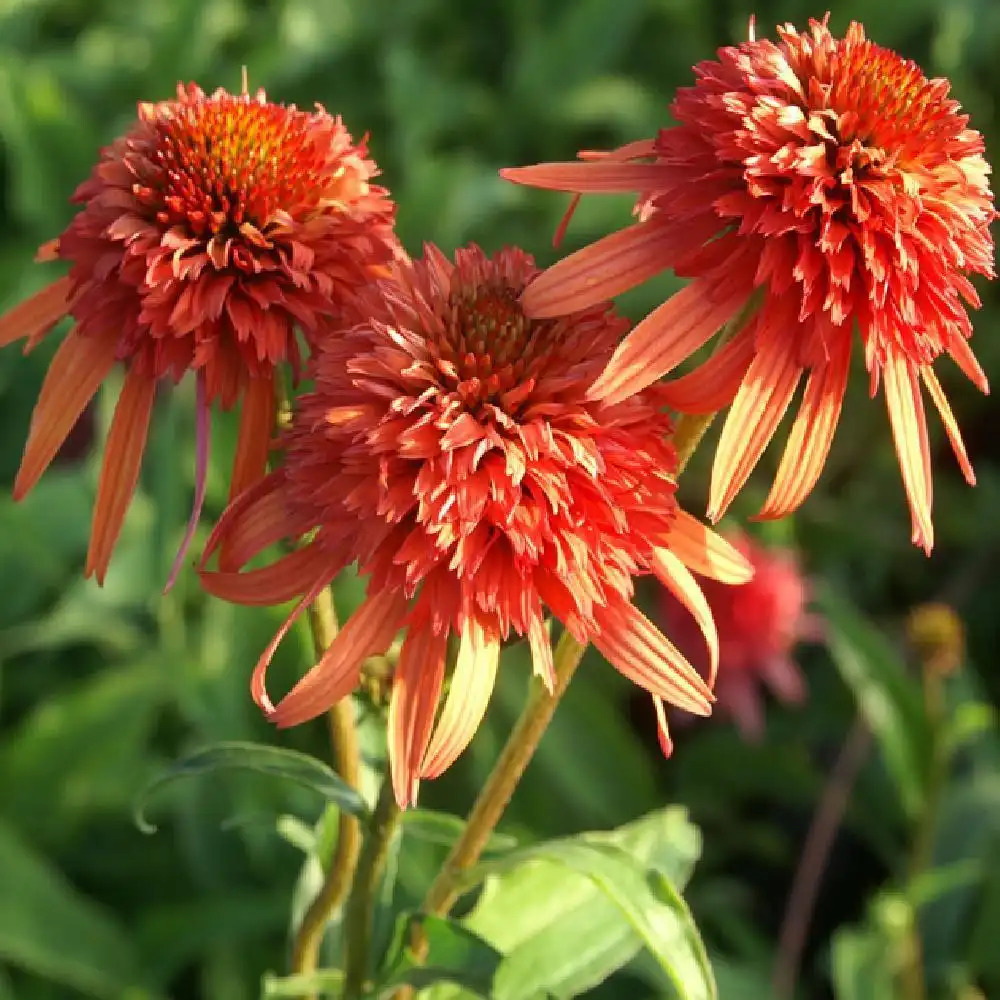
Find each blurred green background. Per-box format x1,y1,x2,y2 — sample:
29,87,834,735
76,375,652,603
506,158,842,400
1,1,999,998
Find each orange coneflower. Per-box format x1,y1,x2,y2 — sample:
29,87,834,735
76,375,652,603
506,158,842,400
0,82,398,585
199,244,753,807
502,17,996,553
658,531,819,740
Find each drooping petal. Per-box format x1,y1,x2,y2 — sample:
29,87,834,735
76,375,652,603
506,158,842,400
707,338,803,522
500,161,671,194
650,546,719,686
591,599,714,715
519,214,718,318
652,696,674,757
270,586,409,728
13,328,119,500
200,542,338,606
388,625,448,808
229,370,275,502
947,335,989,394
0,276,71,350
164,372,211,592
587,276,750,406
84,371,156,584
669,510,755,584
921,366,975,485
883,350,934,553
757,335,851,520
658,320,757,414
422,617,501,780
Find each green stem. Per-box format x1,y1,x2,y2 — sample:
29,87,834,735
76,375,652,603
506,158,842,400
289,588,362,997
343,777,402,1000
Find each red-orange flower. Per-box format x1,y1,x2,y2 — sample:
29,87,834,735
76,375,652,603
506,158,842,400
0,82,397,585
658,531,818,740
501,17,995,553
199,243,753,807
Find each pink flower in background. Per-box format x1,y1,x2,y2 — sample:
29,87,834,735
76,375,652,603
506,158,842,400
659,531,818,739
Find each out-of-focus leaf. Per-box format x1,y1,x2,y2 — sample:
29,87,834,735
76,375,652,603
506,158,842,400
818,585,930,817
401,809,518,854
262,969,345,997
134,741,368,832
0,820,145,997
831,922,899,1000
375,913,502,998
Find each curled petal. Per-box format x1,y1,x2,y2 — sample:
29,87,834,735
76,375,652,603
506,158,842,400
591,599,713,716
200,542,338,606
757,335,851,520
85,371,156,584
650,546,719,687
14,328,118,500
389,625,448,809
883,351,934,552
422,617,500,780
270,586,409,728
669,509,754,584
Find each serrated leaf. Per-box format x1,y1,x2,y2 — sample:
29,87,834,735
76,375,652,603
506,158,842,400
134,741,367,832
0,820,145,997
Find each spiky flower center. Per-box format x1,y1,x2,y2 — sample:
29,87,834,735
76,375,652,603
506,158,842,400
132,94,325,250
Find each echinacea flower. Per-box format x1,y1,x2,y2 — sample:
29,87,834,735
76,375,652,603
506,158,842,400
199,243,753,807
501,17,995,553
659,531,817,740
0,82,398,585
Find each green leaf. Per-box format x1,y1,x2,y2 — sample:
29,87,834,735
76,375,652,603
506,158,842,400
818,585,930,817
401,808,518,854
0,820,145,997
447,808,712,1000
262,969,345,998
375,913,503,998
134,741,368,832
831,923,899,1000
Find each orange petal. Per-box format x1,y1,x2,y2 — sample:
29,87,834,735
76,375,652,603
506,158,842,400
388,625,448,808
500,161,670,194
587,276,749,406
84,372,156,584
0,275,71,350
13,329,119,500
270,586,409,729
200,542,337,606
757,336,851,520
250,574,332,713
883,351,934,553
922,366,975,486
520,214,718,318
650,546,719,687
35,238,60,262
422,617,500,780
707,338,803,522
591,600,713,716
947,335,989,394
652,696,674,757
658,320,757,414
229,371,275,502
669,510,754,584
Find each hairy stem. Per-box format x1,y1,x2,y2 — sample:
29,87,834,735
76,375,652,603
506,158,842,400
343,777,402,1000
289,587,362,996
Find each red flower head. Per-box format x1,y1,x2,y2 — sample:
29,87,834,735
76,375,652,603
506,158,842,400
0,81,398,585
199,243,753,807
659,531,817,740
502,17,995,553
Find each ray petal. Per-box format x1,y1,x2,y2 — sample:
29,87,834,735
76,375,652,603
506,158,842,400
757,336,851,520
947,335,989,394
422,617,500,780
388,625,448,808
652,696,674,757
527,612,555,693
883,350,934,553
668,510,755,584
200,469,290,570
229,371,275,502
14,328,119,500
270,586,409,728
0,275,71,350
650,546,720,687
587,276,749,406
591,600,713,715
200,542,338,606
707,339,803,522
500,162,670,194
922,366,975,486
84,371,156,584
